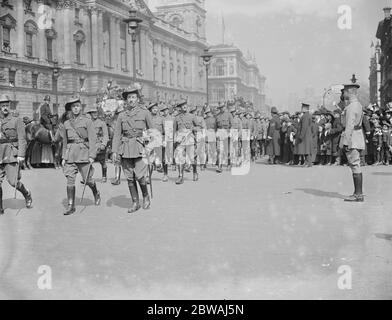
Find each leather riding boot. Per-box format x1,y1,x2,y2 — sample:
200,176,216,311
162,164,169,182
111,166,121,186
102,167,107,183
64,186,76,216
176,165,184,185
128,180,141,214
193,164,199,182
139,178,151,210
344,173,364,202
88,182,101,206
17,182,33,209
0,187,4,215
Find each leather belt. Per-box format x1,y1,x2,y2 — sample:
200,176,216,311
123,131,143,139
68,139,88,144
0,138,18,144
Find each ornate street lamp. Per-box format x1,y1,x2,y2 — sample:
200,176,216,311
123,10,143,82
52,59,61,112
200,48,213,105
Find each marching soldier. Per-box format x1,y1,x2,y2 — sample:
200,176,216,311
111,103,125,186
112,86,153,213
60,96,100,216
86,104,109,183
204,106,217,168
147,101,165,177
161,103,174,182
216,102,233,173
340,81,365,202
173,100,199,184
190,105,206,171
0,94,33,215
229,104,242,167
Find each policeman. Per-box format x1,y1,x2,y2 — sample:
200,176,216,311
60,96,100,216
0,94,33,215
340,82,365,202
85,104,109,183
112,86,153,213
216,102,233,173
173,100,199,184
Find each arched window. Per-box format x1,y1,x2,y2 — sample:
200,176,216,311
177,66,181,87
73,30,86,64
45,29,57,62
170,63,174,86
183,66,188,88
0,14,16,53
213,58,226,77
24,20,38,57
153,58,158,82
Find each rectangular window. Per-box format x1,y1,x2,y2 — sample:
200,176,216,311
120,23,126,40
76,42,81,63
75,8,80,21
26,33,33,56
47,38,53,61
2,27,10,51
32,73,38,89
9,70,16,86
121,48,127,71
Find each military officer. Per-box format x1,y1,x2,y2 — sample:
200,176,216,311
86,104,109,183
147,101,164,176
111,103,124,186
190,105,206,171
173,100,199,184
204,106,217,168
60,96,100,216
112,86,153,213
0,94,33,215
161,103,174,182
216,102,233,173
340,82,365,202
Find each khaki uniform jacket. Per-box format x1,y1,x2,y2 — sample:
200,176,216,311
112,104,153,159
61,115,97,163
151,114,165,134
0,115,27,164
216,111,233,129
205,116,217,130
340,98,365,150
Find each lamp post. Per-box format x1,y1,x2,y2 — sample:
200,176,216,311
123,10,143,82
200,48,213,105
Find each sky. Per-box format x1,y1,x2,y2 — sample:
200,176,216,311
149,0,389,111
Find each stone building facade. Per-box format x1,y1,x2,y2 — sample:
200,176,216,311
369,40,381,106
207,44,266,112
0,0,208,117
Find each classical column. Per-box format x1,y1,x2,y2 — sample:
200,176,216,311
109,15,117,70
15,0,25,57
81,7,92,68
91,8,103,69
63,7,71,65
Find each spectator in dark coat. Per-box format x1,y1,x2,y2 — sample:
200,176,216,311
330,109,344,165
295,103,313,167
266,107,281,164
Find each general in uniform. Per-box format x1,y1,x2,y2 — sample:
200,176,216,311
340,82,365,202
216,103,233,173
112,86,153,213
0,94,33,214
204,106,217,168
161,104,174,182
86,105,109,183
60,96,101,216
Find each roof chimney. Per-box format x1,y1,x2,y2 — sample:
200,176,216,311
383,7,391,19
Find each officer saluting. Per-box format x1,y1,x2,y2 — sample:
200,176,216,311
60,96,100,216
112,86,153,214
340,78,365,202
0,94,33,215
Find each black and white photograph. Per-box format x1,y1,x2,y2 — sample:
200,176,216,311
0,0,391,302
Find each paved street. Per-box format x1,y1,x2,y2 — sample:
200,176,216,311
1,160,392,300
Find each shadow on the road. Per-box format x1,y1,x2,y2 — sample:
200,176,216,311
295,188,346,199
3,199,28,210
372,172,392,176
106,195,130,209
375,233,392,241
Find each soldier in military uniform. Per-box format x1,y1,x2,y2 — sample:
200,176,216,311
86,104,109,183
60,96,100,216
173,100,199,184
112,87,153,213
0,94,33,215
190,105,206,171
147,101,165,181
111,103,125,186
229,104,242,167
216,103,233,173
204,106,217,168
161,103,174,182
340,82,365,202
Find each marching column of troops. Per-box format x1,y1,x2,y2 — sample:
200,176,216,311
0,79,368,215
